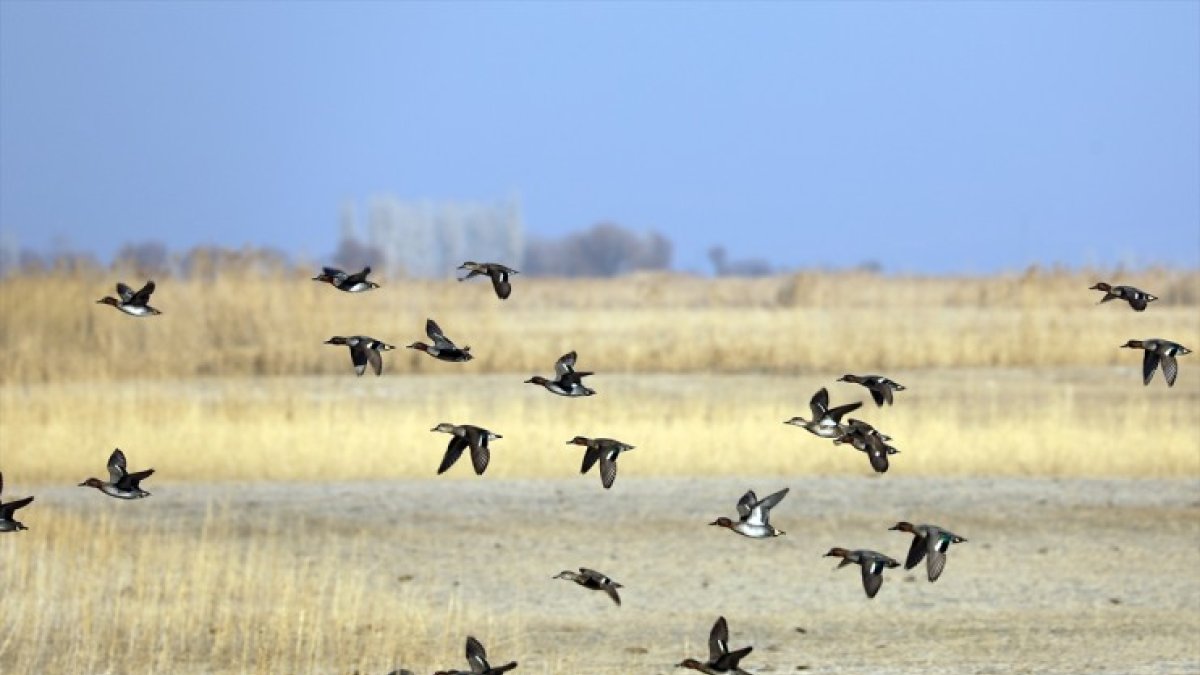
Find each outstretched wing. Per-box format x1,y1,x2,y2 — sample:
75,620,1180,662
869,387,886,407
708,616,730,662
469,433,492,475
490,269,513,300
426,319,455,350
1161,355,1179,387
861,564,884,598
344,266,371,285
0,495,33,519
826,400,863,423
736,490,758,521
116,282,135,303
107,448,128,484
599,455,618,489
367,348,383,376
580,446,602,474
465,636,489,673
437,436,469,475
120,468,155,491
349,345,370,376
1142,351,1160,385
904,534,927,570
129,281,156,306
555,351,578,379
809,387,830,417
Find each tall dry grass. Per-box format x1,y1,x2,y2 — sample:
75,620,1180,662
0,268,1197,383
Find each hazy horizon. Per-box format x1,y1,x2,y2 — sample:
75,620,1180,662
2,1,1197,274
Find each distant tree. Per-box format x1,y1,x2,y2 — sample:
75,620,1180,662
708,245,772,277
331,236,385,273
524,222,673,277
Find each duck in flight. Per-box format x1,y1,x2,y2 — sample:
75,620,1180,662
433,636,517,675
553,568,623,606
312,266,379,293
824,548,900,598
0,472,34,532
96,281,161,316
325,336,395,376
78,448,154,499
431,423,501,476
458,262,518,300
407,319,473,362
676,616,756,674
837,374,905,407
1090,282,1157,311
525,351,595,397
709,487,789,539
785,387,861,438
1121,338,1191,387
889,521,967,582
567,436,634,489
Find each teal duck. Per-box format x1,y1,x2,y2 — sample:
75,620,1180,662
1121,339,1191,387
312,266,379,292
78,448,154,499
1090,282,1157,311
709,488,789,539
96,281,161,316
676,616,755,674
431,423,501,475
785,388,861,438
889,522,967,582
325,335,395,376
526,351,595,396
553,568,623,606
458,262,518,300
837,374,905,406
407,319,473,362
824,548,900,598
566,436,633,488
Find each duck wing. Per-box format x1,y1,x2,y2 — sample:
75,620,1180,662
580,445,602,474
904,533,927,570
116,282,135,303
809,387,830,418
866,440,890,473
599,454,618,489
869,387,886,407
755,487,789,517
437,435,469,475
1161,354,1179,387
107,448,129,484
861,562,885,598
1129,295,1148,311
0,495,33,519
120,468,155,491
714,645,753,670
344,266,371,285
489,269,512,299
925,543,948,582
367,347,383,376
347,344,370,376
554,351,578,378
1142,350,1160,385
736,490,758,521
426,319,457,350
465,636,490,673
708,616,730,661
468,431,491,475
129,281,156,306
826,400,863,423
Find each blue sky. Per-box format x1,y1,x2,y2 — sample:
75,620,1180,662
1,1,1197,274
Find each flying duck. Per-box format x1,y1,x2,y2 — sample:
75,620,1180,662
1121,339,1191,387
709,487,789,539
96,281,161,316
676,616,755,674
79,448,154,499
431,424,501,475
312,266,379,292
325,335,395,376
785,388,861,438
525,351,595,397
433,636,517,675
824,548,900,598
1090,282,1157,311
566,436,635,489
0,472,34,532
889,522,968,582
458,262,518,300
837,374,906,407
553,568,623,606
407,319,474,362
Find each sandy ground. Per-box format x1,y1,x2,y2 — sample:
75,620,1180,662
14,476,1200,674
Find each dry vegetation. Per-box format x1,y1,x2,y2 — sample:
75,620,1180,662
1,268,1198,482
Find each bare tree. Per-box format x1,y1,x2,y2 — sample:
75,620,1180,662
525,222,673,277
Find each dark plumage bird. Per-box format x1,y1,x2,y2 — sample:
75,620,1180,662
1090,282,1157,311
433,636,517,675
407,319,474,362
431,423,501,476
312,266,379,292
458,262,518,300
566,436,634,489
824,548,900,598
709,487,790,539
96,280,161,316
525,351,596,396
0,472,34,532
784,387,861,438
889,522,968,582
78,448,154,499
1121,339,1191,387
834,419,899,473
324,335,395,376
838,374,906,406
676,616,755,674
553,567,623,606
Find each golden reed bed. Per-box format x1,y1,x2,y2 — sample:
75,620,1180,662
0,267,1197,481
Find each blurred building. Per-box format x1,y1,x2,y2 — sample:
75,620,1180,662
339,195,523,278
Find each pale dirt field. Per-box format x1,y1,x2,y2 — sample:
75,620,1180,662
2,476,1197,674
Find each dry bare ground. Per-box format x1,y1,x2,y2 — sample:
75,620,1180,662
0,477,1197,674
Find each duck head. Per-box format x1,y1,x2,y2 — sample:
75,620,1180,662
1120,339,1145,349
78,478,106,490
406,341,431,352
324,336,350,346
565,436,592,446
1089,282,1112,292
824,547,851,558
708,516,735,529
430,423,457,434
888,521,916,534
676,659,706,670
525,376,551,386
783,416,808,426
96,296,120,307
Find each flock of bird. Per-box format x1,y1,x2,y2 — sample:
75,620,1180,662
0,265,1190,675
